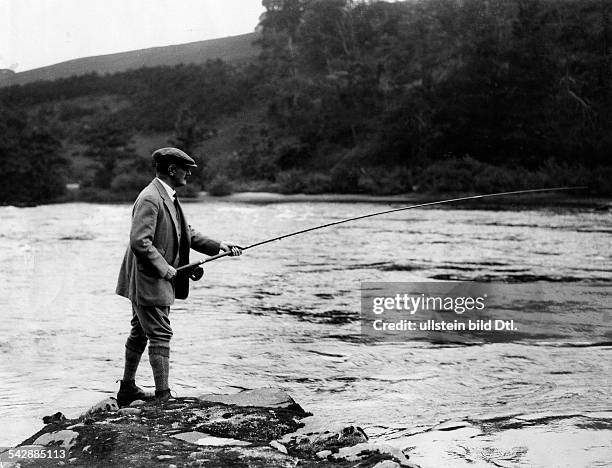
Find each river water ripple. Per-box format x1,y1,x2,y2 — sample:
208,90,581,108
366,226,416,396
0,201,610,467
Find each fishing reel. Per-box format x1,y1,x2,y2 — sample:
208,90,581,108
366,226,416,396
189,266,204,281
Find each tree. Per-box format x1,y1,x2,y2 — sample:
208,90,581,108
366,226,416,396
168,106,218,187
0,106,67,204
82,120,138,189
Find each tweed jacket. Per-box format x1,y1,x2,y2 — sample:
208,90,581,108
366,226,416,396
116,178,220,306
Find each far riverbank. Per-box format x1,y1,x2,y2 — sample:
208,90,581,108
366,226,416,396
189,191,612,211
6,188,611,210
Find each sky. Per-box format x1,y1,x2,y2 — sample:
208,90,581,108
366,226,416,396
0,0,266,72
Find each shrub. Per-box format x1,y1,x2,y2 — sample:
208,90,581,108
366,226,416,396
110,171,150,193
73,187,132,202
207,174,233,196
302,172,331,194
329,165,362,193
420,156,486,193
472,166,522,193
276,170,306,194
357,166,415,195
177,182,202,198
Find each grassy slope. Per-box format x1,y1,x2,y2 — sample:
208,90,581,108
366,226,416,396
0,33,260,87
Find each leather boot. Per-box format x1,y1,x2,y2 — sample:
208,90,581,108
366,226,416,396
117,379,153,407
155,388,172,404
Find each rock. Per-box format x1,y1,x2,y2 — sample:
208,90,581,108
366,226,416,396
282,423,370,457
129,399,146,407
43,411,66,424
332,442,417,467
373,461,402,468
433,420,472,431
33,429,79,451
338,425,369,444
172,431,251,446
117,407,142,416
198,388,304,412
168,465,177,468
82,397,118,417
189,461,207,467
217,445,296,466
66,423,84,430
16,388,418,467
269,440,288,454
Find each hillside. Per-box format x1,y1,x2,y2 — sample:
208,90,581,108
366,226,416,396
0,32,260,87
1,0,610,205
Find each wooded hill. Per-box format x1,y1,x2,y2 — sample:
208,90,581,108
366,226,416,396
1,0,610,204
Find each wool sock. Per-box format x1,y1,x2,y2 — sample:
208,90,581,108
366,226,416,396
122,346,143,382
149,347,170,391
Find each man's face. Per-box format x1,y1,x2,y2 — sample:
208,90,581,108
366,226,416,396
169,164,191,187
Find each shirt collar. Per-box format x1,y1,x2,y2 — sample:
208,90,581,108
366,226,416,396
155,177,176,201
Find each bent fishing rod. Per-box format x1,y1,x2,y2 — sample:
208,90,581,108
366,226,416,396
177,186,586,278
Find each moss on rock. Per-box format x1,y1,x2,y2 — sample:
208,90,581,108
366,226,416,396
14,389,417,467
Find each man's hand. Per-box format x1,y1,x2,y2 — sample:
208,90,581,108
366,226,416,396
220,242,243,257
164,265,177,280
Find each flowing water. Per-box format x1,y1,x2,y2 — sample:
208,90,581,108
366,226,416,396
0,199,610,467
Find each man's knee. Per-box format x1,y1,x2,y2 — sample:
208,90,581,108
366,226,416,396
132,304,173,346
148,328,172,351
125,336,147,354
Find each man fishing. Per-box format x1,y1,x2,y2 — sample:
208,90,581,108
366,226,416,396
115,147,242,406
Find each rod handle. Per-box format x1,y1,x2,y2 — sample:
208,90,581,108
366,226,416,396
176,250,232,273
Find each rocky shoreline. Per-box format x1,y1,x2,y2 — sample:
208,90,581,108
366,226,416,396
6,388,418,468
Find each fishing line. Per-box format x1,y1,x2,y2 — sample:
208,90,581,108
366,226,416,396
177,186,586,274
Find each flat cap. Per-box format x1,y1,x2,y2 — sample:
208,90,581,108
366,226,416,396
152,147,197,167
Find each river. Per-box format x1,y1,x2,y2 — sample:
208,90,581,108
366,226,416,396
0,199,610,467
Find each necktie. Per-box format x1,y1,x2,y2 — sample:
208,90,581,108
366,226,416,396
173,195,182,227
174,195,187,263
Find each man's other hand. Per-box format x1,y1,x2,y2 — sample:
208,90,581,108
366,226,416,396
220,242,243,257
164,265,177,280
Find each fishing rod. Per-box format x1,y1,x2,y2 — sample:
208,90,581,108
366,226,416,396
177,186,586,279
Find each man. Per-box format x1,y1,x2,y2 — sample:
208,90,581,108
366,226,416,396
115,147,242,406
